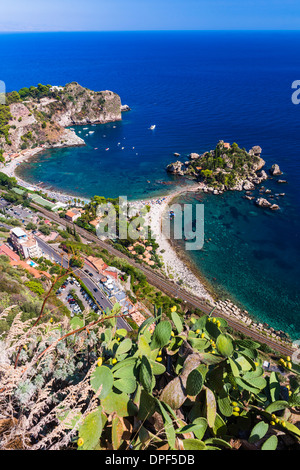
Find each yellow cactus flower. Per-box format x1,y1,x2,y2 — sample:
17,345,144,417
196,329,200,334
171,331,175,337
270,421,275,426
233,406,240,412
217,321,221,327
23,344,28,351
156,357,162,362
232,412,239,417
158,350,162,356
289,390,292,396
201,333,205,338
212,318,217,323
232,401,238,407
97,357,103,367
112,358,117,364
286,356,291,362
77,438,84,447
281,421,286,428
50,318,53,323
287,362,292,369
171,306,177,312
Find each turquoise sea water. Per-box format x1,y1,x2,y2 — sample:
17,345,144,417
1,31,299,338
174,188,300,340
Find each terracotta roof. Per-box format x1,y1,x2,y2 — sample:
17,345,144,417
102,269,118,280
89,219,99,227
65,210,78,218
0,244,51,279
0,244,20,263
86,256,108,273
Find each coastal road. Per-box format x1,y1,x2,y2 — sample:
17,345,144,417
31,203,294,356
35,236,131,331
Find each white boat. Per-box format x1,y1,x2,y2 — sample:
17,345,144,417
149,125,156,130
89,131,95,134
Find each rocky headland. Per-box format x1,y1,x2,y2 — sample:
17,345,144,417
0,82,124,155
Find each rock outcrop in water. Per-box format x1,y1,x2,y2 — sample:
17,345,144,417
255,197,280,211
269,163,282,176
0,82,123,154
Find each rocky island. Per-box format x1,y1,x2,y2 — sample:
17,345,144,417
166,140,269,193
0,82,123,157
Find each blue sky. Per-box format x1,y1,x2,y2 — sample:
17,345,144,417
1,0,300,31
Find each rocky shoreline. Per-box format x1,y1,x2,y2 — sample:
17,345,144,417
214,298,291,345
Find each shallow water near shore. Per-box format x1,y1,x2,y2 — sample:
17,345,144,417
4,30,300,339
172,187,300,340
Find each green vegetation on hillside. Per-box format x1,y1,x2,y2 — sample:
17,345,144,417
0,105,12,145
0,255,67,335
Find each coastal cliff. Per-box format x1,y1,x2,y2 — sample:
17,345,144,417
0,82,123,154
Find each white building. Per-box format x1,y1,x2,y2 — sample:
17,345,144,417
10,228,41,260
50,86,64,92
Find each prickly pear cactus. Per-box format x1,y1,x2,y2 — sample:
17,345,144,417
71,307,300,450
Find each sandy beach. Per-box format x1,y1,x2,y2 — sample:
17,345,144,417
0,149,90,205
129,184,215,303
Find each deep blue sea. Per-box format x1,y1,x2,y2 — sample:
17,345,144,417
1,31,299,338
